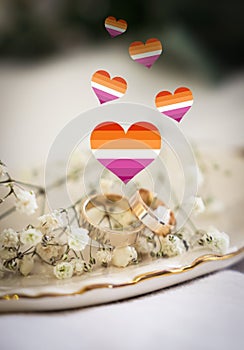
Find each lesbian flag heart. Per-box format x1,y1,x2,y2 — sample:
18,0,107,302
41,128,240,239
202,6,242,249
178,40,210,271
104,16,127,38
129,38,163,68
155,87,194,122
91,70,127,104
90,122,161,184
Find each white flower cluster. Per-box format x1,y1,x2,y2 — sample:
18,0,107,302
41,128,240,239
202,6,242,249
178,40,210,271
15,189,38,215
53,243,139,279
136,232,154,255
20,228,42,245
38,210,63,232
112,246,137,267
0,228,19,247
96,249,112,265
68,228,90,252
136,226,230,259
0,211,141,280
197,227,230,254
0,209,93,280
0,227,43,276
158,235,186,257
193,196,206,215
53,262,74,280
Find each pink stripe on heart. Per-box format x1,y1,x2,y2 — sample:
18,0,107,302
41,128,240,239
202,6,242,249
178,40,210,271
92,87,118,104
135,55,161,68
98,159,154,183
98,159,154,168
163,106,191,122
106,28,122,38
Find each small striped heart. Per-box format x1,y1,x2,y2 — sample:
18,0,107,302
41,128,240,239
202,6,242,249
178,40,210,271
155,87,193,122
90,121,161,184
129,38,163,68
91,70,127,104
104,16,127,38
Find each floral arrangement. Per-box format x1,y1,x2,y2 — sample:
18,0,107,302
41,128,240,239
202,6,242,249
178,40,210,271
0,158,230,280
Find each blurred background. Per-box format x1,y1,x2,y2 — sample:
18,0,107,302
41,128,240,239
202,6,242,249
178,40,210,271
0,0,244,172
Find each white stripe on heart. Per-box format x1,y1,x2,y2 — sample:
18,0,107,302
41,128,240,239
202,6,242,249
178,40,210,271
157,100,193,112
131,50,162,60
92,149,160,159
91,81,124,97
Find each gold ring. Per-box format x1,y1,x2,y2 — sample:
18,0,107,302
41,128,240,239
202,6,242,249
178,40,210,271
80,193,145,247
129,188,176,236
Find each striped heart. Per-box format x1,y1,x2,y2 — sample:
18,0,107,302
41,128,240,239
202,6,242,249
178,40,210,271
90,122,161,184
91,70,127,104
155,87,194,122
104,16,127,38
129,38,163,68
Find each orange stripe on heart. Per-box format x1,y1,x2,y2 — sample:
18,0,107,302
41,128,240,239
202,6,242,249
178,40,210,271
90,121,161,184
91,70,127,104
155,87,194,122
129,38,163,68
104,16,127,38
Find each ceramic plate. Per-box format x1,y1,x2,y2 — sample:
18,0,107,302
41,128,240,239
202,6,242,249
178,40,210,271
0,147,243,312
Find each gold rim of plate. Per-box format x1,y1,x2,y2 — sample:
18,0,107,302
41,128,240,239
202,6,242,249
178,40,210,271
1,247,243,301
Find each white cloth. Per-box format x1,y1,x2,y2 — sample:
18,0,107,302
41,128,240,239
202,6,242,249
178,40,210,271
0,269,243,350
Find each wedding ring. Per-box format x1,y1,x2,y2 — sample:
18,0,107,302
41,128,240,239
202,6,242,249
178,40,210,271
80,193,145,247
129,188,176,236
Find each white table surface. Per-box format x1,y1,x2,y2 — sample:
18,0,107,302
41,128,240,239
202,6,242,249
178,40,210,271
0,47,243,350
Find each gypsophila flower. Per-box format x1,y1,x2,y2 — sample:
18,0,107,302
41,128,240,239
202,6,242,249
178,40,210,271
15,189,38,215
71,259,85,275
156,234,186,257
20,228,42,245
112,246,137,268
68,227,89,252
0,228,19,247
53,262,73,279
136,233,154,254
96,249,112,264
38,210,63,232
198,227,230,254
193,197,205,215
36,244,63,262
19,255,34,276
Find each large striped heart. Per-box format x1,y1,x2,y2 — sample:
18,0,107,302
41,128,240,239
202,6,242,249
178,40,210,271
90,122,161,184
104,16,127,38
155,87,193,122
129,38,163,68
91,70,127,104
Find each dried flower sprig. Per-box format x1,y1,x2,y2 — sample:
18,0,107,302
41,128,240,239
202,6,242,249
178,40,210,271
0,161,44,219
